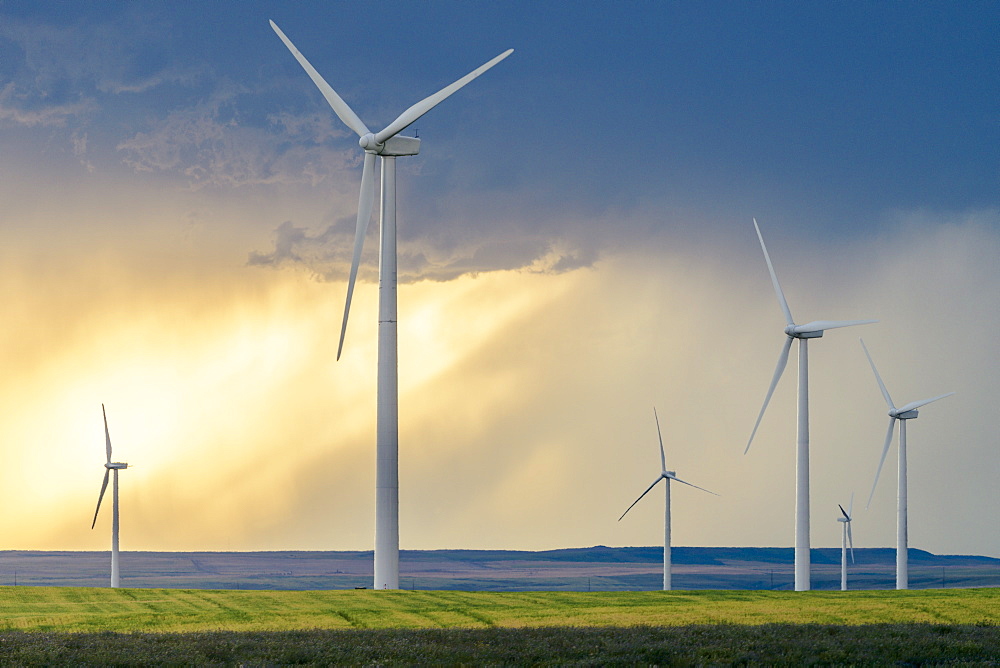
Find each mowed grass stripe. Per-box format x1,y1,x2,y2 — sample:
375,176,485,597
0,587,996,633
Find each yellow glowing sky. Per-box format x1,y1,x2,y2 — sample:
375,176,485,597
0,175,996,556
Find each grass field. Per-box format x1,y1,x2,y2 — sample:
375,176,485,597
0,588,996,664
0,586,996,633
0,624,996,665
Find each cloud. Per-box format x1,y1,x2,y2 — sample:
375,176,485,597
0,14,203,99
0,97,95,128
247,219,349,272
71,130,94,172
0,83,97,127
244,175,646,283
117,87,358,189
247,215,601,283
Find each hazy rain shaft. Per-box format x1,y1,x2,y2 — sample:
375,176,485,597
0,3,996,559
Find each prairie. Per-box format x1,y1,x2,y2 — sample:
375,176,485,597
0,588,996,665
0,587,996,633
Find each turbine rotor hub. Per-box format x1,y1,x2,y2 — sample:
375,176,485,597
359,133,383,152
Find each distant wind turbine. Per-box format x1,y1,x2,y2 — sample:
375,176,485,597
91,404,128,589
619,408,718,591
837,494,855,591
746,218,876,591
860,338,953,590
270,20,512,590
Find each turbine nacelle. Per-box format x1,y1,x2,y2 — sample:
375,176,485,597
105,462,129,470
786,326,824,339
890,408,919,419
360,134,421,156
785,320,876,339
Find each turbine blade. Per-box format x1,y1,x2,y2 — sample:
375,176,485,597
867,416,896,509
653,407,666,472
848,491,854,518
847,522,855,563
896,392,955,414
793,319,877,334
373,49,513,144
859,339,895,410
667,474,720,496
745,336,793,454
269,20,370,138
102,404,112,463
91,469,110,530
838,503,849,520
618,476,664,522
336,152,377,361
753,218,794,327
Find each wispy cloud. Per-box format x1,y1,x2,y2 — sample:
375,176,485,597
0,89,96,127
0,15,203,99
117,87,357,189
71,130,94,172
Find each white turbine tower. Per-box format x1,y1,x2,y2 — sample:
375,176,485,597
91,404,128,589
619,408,718,591
860,338,953,590
837,494,855,591
746,218,875,591
271,20,512,590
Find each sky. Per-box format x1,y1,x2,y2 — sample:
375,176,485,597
0,1,997,559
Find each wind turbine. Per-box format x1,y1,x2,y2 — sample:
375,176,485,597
270,20,512,590
745,218,875,591
837,494,855,591
91,404,128,589
860,338,953,590
619,408,718,591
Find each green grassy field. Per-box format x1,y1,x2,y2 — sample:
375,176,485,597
0,586,996,633
0,588,996,664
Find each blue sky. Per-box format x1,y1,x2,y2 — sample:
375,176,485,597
0,1,997,559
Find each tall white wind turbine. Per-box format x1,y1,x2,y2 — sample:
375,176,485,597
619,408,718,591
91,404,128,589
837,494,855,591
271,20,512,590
860,338,953,590
746,218,875,591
